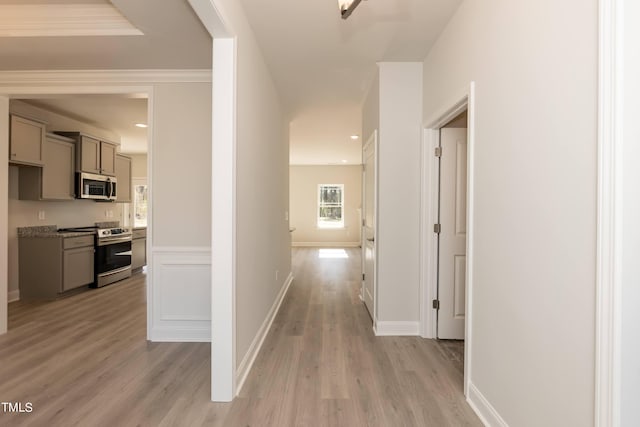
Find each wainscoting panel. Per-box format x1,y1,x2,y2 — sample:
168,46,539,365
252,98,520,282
150,247,211,342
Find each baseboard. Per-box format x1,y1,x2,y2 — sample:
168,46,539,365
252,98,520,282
8,289,19,303
374,321,420,336
236,272,294,395
292,242,360,248
467,382,509,427
149,327,211,342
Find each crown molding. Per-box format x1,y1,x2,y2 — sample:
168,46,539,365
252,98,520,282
0,4,143,37
0,70,212,85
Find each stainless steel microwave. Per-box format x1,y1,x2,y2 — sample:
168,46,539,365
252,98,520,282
77,172,117,201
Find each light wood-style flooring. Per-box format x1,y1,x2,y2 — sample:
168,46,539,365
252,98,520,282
0,248,480,426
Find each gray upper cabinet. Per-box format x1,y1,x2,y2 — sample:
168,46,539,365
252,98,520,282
19,133,75,201
115,154,132,203
100,141,117,176
9,114,47,166
56,132,118,176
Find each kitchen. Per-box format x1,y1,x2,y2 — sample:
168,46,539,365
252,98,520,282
7,96,148,304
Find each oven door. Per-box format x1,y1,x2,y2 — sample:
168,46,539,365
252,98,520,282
95,238,132,275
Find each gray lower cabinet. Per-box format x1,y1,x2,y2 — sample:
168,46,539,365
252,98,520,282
131,228,147,271
19,234,95,299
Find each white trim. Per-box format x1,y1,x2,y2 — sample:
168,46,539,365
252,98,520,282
0,4,143,37
151,246,212,254
210,37,237,402
0,69,211,85
419,127,440,339
361,130,379,323
148,327,211,343
236,272,293,395
420,82,476,398
596,0,624,425
291,242,360,248
7,290,19,303
467,383,509,427
374,321,420,336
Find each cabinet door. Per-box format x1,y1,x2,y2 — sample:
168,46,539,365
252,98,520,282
131,238,146,270
10,115,45,166
115,155,132,202
79,135,101,174
100,141,117,176
63,246,94,291
42,136,75,200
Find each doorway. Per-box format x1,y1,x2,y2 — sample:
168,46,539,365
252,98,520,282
420,82,476,397
0,87,153,337
436,112,468,340
361,130,377,322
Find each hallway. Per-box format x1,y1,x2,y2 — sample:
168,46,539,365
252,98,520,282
226,247,481,426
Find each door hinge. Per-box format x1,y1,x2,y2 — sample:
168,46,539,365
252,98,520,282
434,147,442,157
362,273,365,281
433,223,441,234
432,299,440,310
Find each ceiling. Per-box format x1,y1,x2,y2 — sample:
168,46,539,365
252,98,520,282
24,96,148,153
0,0,211,70
239,0,463,164
0,1,462,164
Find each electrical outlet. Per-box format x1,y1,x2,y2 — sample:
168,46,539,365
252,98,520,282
285,211,289,221
275,270,279,281
38,210,45,220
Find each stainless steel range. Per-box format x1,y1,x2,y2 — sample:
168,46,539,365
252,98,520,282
59,226,132,288
95,227,132,287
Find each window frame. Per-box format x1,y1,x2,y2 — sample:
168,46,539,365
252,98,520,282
317,183,345,229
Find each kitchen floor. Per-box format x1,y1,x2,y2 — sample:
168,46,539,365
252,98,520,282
0,249,477,426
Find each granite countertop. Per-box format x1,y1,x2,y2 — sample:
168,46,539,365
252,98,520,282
17,225,95,239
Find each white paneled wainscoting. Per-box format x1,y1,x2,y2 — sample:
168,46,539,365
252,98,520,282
149,247,212,342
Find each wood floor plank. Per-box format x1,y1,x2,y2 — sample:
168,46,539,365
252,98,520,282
0,248,481,426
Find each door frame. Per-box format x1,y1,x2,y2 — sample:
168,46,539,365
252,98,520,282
0,83,154,337
361,130,379,325
420,82,475,397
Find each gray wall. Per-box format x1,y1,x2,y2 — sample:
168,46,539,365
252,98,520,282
422,0,597,425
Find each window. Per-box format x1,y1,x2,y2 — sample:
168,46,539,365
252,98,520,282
318,184,344,228
133,180,148,227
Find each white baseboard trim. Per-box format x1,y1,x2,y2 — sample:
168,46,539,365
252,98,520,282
8,290,19,303
292,242,360,248
467,382,509,427
374,321,420,336
236,272,294,395
149,327,211,342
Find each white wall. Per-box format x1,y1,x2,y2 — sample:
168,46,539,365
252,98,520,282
290,165,361,246
422,1,597,425
621,0,640,424
373,63,423,325
128,153,147,177
152,83,210,247
208,0,291,373
148,81,212,341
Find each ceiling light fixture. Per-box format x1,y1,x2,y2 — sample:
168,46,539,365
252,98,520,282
350,135,359,140
342,160,348,163
338,0,364,19
135,123,148,128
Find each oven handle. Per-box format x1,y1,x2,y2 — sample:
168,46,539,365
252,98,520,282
97,236,132,246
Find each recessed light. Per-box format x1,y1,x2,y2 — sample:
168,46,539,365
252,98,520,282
135,123,148,128
342,160,348,163
350,135,359,140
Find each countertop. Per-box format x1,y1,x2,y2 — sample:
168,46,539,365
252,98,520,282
17,225,95,239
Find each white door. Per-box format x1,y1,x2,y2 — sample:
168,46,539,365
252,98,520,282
437,128,467,339
362,132,377,321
